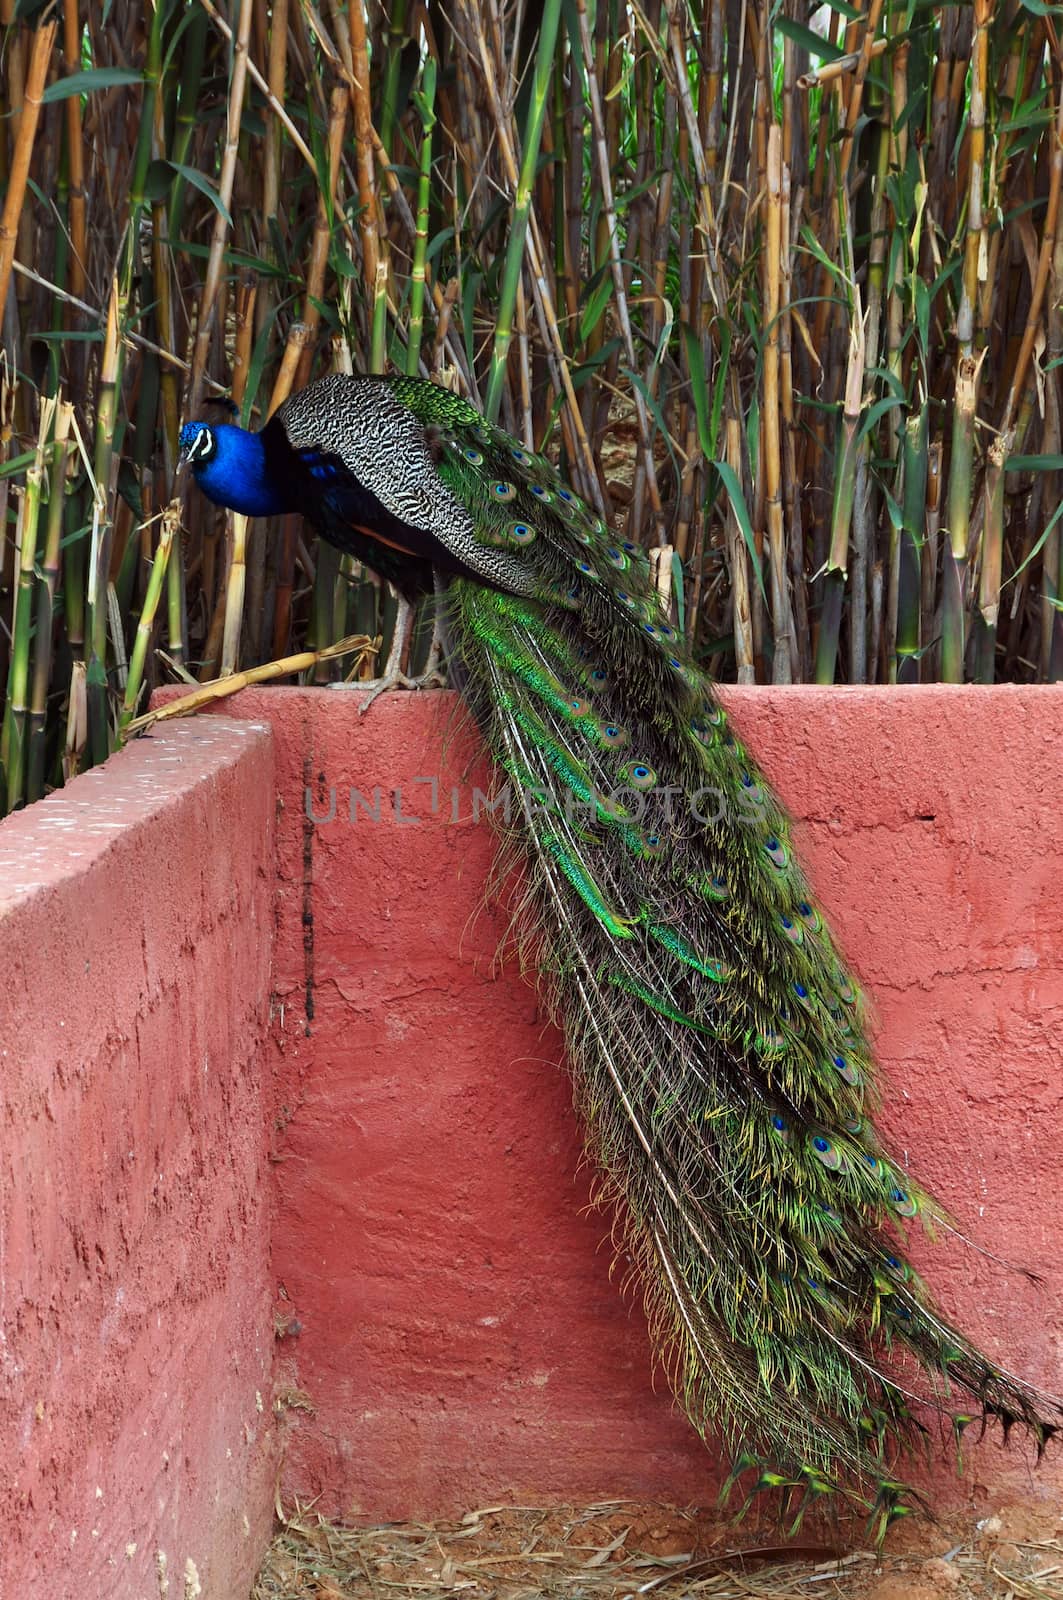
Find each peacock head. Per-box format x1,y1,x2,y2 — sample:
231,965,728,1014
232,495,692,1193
178,417,284,517
178,419,218,468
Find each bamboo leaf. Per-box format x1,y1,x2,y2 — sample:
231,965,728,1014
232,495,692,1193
774,17,846,60
713,461,767,604
164,162,233,226
41,68,144,103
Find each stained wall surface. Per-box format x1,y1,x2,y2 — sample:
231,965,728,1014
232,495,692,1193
0,718,277,1599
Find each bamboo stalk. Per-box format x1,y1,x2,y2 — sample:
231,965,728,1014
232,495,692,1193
484,0,562,423
942,355,981,681
814,307,865,684
188,0,254,418
125,634,378,737
975,432,1008,683
406,59,437,378
956,0,992,360
725,413,755,684
0,21,55,326
762,127,792,682
120,504,178,731
3,399,52,812
895,405,928,684
26,402,73,803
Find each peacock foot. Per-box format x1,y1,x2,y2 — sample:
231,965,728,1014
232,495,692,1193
350,662,447,714
327,590,448,711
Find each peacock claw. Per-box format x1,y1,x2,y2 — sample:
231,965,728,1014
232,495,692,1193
355,663,446,714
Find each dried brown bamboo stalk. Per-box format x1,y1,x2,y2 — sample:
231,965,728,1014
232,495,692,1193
575,0,663,536
797,37,887,91
346,0,381,320
0,21,56,327
188,0,254,417
62,5,87,303
762,126,792,683
1000,84,1063,435
125,635,378,738
298,85,349,386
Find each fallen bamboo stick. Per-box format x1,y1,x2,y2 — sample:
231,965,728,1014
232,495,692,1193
122,633,380,738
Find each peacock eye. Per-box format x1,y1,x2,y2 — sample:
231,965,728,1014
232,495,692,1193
764,837,789,869
620,761,657,791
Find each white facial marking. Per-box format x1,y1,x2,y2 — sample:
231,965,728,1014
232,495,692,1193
187,426,214,463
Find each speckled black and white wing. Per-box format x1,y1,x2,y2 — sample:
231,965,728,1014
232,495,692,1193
275,374,540,596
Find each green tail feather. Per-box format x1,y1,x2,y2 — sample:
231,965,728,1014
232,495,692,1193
405,390,1063,1533
216,371,1061,1535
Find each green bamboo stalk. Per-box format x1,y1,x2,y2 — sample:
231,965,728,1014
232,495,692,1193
168,0,210,241
483,0,562,422
310,541,341,683
941,355,979,681
3,401,52,813
406,58,437,378
86,1,164,685
895,404,928,684
26,403,74,803
119,507,176,734
378,0,408,157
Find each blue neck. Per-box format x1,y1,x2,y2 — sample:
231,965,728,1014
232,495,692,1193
191,425,288,517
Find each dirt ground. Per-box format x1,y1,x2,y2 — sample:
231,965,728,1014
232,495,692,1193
253,1499,1063,1600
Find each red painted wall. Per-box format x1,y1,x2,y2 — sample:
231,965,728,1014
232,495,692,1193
209,685,1063,1523
0,718,277,1599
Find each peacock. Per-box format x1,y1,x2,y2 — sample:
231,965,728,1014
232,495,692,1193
180,373,1061,1538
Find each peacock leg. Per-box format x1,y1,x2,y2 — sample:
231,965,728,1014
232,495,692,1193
353,590,445,713
418,574,449,682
